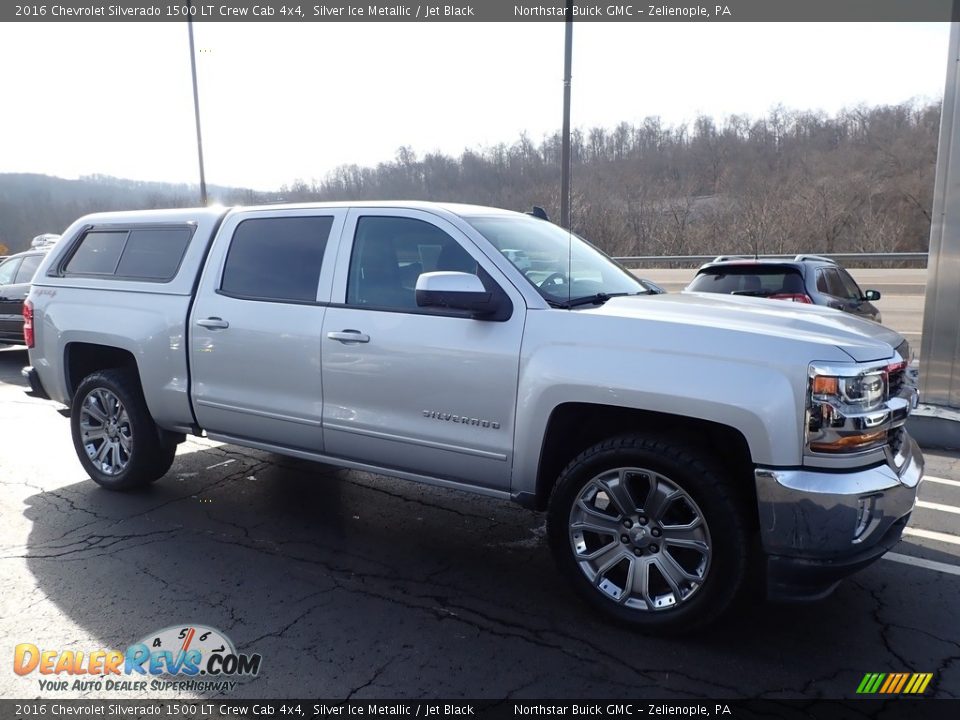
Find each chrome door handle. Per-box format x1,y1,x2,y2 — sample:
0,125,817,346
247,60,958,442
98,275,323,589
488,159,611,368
327,330,370,344
196,317,230,329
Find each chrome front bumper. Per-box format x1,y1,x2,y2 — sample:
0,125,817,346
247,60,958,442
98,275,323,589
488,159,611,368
755,432,923,600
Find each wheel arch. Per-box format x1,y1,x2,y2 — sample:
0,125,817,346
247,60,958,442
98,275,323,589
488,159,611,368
64,342,139,404
531,403,756,525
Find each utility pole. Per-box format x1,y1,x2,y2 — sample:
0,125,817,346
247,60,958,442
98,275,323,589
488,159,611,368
560,0,574,229
187,0,208,205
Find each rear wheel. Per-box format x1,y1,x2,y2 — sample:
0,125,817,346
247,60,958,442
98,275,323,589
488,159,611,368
547,434,749,632
70,369,176,490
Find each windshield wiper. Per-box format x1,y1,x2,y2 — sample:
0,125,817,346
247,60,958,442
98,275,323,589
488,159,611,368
550,292,634,309
731,289,774,298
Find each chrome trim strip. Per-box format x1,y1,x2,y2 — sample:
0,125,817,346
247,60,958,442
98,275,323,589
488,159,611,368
205,433,512,500
807,354,905,379
323,422,508,461
194,399,322,427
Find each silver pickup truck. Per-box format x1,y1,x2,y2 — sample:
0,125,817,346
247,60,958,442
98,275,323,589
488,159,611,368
22,202,922,632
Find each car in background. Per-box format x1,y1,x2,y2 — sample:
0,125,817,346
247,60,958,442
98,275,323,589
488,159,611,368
685,254,883,322
0,234,59,345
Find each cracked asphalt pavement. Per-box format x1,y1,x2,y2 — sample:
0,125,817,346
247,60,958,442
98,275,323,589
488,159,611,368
1,345,958,700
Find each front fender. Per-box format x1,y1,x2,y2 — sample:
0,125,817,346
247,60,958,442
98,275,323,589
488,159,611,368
510,310,830,497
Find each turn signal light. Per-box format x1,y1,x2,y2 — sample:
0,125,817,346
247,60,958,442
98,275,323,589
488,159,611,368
812,376,839,395
809,430,887,453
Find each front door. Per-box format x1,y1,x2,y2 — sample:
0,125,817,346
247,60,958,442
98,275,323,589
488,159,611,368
818,266,871,318
320,209,525,490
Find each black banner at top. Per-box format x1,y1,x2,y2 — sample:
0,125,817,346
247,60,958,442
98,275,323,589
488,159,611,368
3,0,960,22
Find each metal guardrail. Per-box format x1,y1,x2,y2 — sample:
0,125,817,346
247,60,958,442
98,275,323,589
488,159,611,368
612,252,929,267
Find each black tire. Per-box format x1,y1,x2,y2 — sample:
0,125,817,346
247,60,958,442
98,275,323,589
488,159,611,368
547,433,749,633
70,369,176,490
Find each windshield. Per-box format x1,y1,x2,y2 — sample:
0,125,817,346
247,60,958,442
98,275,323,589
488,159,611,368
466,215,645,304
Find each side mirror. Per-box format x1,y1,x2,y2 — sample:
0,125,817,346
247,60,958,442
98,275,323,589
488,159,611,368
864,289,881,302
415,272,498,316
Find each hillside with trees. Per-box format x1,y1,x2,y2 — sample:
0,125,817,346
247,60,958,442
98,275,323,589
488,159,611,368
0,175,259,255
0,100,940,259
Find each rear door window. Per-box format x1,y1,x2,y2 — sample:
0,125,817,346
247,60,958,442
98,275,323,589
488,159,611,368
816,269,831,294
220,216,334,303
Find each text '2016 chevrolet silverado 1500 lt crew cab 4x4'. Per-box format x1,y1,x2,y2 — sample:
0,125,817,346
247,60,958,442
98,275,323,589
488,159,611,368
23,202,922,632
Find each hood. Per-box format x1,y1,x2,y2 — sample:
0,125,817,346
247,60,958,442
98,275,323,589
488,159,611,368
583,291,903,363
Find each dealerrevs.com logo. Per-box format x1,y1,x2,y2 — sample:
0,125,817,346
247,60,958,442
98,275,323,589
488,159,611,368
13,624,261,694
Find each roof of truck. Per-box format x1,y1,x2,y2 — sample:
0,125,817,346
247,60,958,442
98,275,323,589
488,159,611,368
72,201,522,226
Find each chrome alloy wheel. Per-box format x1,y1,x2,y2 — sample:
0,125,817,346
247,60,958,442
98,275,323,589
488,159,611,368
79,388,132,476
569,467,712,611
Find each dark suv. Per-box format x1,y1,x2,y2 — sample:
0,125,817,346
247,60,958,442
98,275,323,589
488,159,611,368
686,254,883,323
0,235,58,345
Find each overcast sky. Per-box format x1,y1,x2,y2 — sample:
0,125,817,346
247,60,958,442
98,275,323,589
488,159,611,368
0,22,950,190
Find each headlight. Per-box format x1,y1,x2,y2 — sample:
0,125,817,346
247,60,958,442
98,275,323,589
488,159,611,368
810,370,886,409
807,365,890,454
839,373,886,407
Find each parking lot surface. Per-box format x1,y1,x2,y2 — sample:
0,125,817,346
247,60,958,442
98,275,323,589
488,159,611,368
1,345,958,700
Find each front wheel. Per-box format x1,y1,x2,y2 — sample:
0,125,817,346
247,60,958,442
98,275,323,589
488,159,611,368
547,434,749,633
70,369,176,490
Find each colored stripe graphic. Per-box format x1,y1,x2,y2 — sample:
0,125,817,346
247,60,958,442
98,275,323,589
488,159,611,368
893,673,910,693
858,673,886,694
879,674,896,693
856,672,933,694
905,673,932,693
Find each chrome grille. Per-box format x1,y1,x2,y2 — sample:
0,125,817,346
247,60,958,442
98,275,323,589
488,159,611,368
889,367,906,398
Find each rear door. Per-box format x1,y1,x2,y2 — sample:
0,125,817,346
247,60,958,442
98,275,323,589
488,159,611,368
320,208,526,490
190,209,346,451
